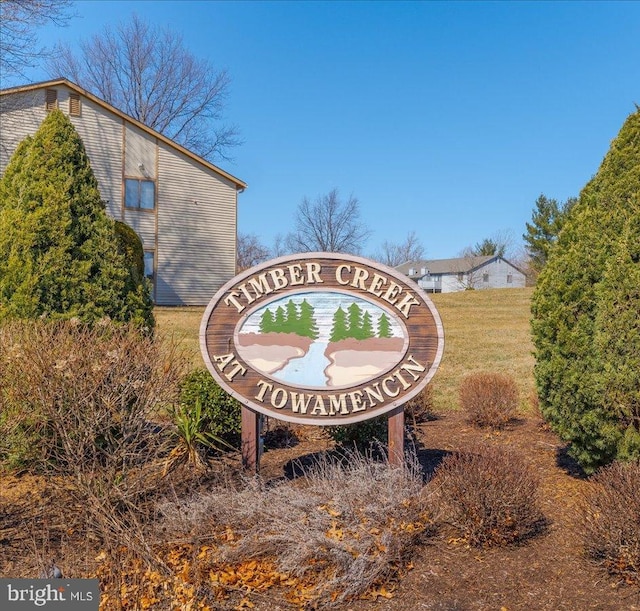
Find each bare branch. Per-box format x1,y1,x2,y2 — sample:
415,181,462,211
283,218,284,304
237,233,271,271
46,13,241,162
286,188,371,254
372,230,425,267
0,0,74,79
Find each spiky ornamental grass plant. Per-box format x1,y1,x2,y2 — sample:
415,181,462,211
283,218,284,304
531,108,640,473
0,109,154,329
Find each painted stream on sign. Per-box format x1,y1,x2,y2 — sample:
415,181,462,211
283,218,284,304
274,341,330,388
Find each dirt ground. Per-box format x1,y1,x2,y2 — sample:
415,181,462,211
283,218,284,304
1,409,639,610
258,410,640,611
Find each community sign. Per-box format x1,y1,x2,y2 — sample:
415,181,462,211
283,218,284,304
200,253,444,425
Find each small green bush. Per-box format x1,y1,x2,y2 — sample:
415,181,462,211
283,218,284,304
433,443,546,547
580,460,640,585
327,415,388,453
177,368,242,449
114,220,145,283
459,372,519,429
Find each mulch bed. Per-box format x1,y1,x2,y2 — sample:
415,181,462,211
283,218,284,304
1,410,639,610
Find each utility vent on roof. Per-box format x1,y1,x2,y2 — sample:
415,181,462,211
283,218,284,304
45,89,58,112
69,92,81,116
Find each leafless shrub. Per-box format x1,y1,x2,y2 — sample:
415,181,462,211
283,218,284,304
158,450,434,606
0,320,186,561
432,443,546,547
459,371,519,428
405,385,436,426
580,460,640,585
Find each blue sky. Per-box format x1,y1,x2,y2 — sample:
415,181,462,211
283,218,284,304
11,0,640,260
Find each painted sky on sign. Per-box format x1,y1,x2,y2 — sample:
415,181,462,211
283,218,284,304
9,1,640,260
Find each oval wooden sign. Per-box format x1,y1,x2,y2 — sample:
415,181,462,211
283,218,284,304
200,253,444,425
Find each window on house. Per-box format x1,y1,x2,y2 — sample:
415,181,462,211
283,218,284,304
409,268,415,276
144,251,155,279
457,272,464,281
507,274,513,284
45,89,58,111
125,179,155,210
69,92,81,116
483,273,489,283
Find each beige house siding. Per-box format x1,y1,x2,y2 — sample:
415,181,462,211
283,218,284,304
124,123,156,180
122,122,158,281
156,143,237,305
0,79,245,306
70,92,123,219
0,86,124,219
124,211,156,253
0,90,47,172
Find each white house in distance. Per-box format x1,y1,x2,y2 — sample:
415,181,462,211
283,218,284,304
395,256,527,293
0,78,247,306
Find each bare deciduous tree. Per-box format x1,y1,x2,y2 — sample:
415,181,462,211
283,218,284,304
459,230,516,260
452,256,484,290
372,230,425,267
237,232,271,271
0,0,73,79
286,188,371,254
47,13,240,161
271,233,290,258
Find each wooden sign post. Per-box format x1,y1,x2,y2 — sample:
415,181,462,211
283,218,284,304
200,253,444,472
241,406,260,472
388,405,405,467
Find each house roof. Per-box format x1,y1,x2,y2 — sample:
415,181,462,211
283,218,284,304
396,255,513,277
0,78,247,191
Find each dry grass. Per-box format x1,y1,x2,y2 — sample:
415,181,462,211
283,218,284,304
157,451,433,607
155,287,536,414
155,306,205,368
430,288,535,412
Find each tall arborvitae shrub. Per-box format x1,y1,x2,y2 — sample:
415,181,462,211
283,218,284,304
0,110,154,328
531,108,640,473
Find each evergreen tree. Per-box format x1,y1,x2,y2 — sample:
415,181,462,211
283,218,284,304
531,108,640,472
259,308,275,333
0,109,154,328
285,299,299,331
297,299,319,339
347,302,364,339
523,194,576,274
114,220,145,283
377,312,392,338
361,310,374,339
473,237,504,257
593,216,640,461
329,305,348,342
274,305,286,331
